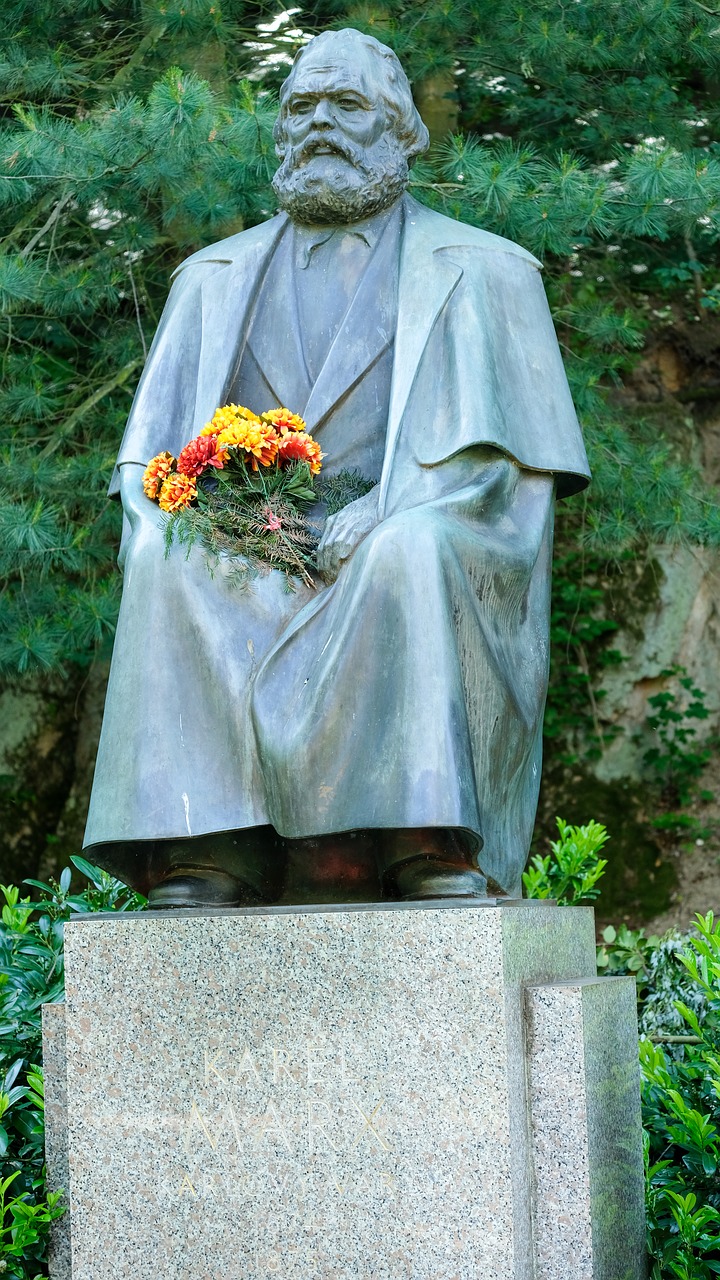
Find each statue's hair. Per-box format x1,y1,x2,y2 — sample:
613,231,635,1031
274,29,430,164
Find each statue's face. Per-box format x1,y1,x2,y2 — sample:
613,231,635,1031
282,58,387,180
273,49,410,225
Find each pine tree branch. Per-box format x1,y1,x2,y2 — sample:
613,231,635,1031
39,360,142,460
109,24,169,89
0,194,58,250
19,193,72,259
576,641,607,752
409,179,464,189
689,0,720,14
683,230,704,319
127,261,148,360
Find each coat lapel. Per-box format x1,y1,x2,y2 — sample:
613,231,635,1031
193,215,288,432
377,200,464,516
246,230,313,413
301,213,401,433
193,201,464,470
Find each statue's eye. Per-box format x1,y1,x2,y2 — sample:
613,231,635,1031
290,99,313,114
338,98,362,110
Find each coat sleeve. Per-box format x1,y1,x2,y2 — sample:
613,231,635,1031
409,248,590,500
108,262,213,495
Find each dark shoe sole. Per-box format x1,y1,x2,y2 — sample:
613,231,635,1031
148,869,259,910
395,862,488,901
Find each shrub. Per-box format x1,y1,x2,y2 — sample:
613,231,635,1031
522,816,609,904
0,858,144,1278
642,914,720,1279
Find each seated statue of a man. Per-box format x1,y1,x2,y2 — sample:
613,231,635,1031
83,28,589,909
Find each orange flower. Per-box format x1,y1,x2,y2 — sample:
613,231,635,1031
143,451,176,500
158,472,197,512
261,407,307,434
277,429,323,475
177,434,227,477
216,418,279,469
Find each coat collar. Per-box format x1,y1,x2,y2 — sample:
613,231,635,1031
246,221,313,416
193,215,288,433
192,198,470,468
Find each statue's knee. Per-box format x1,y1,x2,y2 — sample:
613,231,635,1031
365,508,443,569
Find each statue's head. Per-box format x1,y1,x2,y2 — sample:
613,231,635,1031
272,29,429,225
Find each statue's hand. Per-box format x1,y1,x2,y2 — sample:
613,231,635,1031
316,485,380,584
117,461,164,570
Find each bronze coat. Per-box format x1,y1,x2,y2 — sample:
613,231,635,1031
85,196,589,895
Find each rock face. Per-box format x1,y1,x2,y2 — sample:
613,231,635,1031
597,579,720,927
535,322,720,927
595,545,720,784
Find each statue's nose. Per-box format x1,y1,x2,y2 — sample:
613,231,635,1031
310,98,335,128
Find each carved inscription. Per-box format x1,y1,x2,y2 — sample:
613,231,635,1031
172,1038,398,1215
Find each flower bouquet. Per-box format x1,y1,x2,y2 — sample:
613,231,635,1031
143,405,325,588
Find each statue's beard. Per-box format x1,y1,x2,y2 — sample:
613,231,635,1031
272,132,409,225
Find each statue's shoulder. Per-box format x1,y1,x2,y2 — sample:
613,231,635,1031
404,197,542,269
171,215,287,280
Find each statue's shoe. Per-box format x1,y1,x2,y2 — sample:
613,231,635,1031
394,858,488,901
147,867,259,909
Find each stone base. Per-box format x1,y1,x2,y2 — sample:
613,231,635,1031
44,901,646,1279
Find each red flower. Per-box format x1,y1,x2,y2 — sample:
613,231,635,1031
176,434,227,477
261,510,283,532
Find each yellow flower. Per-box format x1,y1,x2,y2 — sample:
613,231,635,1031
261,407,307,434
200,404,261,436
217,418,279,469
158,472,197,512
142,451,176,500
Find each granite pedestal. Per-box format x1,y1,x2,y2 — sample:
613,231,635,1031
43,900,646,1279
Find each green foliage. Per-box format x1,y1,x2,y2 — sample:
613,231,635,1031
597,924,710,1048
166,465,377,589
164,461,321,588
1,0,719,688
639,667,716,835
0,1170,64,1280
23,855,147,920
543,546,622,760
0,857,145,1278
521,816,609,904
318,470,376,517
0,4,281,681
642,913,720,1278
597,920,661,982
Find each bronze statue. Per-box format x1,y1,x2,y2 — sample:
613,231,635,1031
83,29,589,908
